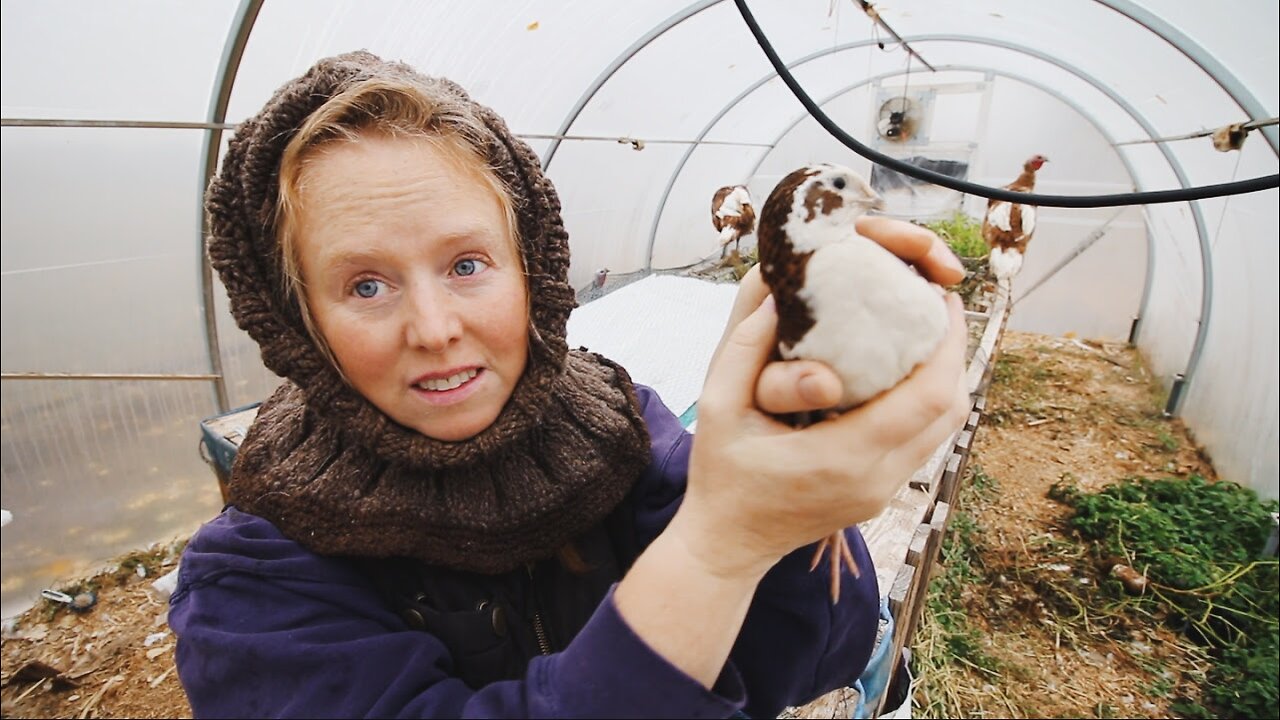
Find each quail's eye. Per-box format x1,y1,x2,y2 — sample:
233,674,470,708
832,177,847,190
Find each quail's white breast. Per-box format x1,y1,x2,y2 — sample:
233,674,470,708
783,238,949,409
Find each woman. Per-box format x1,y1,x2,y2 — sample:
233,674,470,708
170,50,969,718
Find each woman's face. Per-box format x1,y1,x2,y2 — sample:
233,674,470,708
294,134,529,442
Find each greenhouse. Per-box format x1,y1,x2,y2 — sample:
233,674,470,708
2,1,1277,717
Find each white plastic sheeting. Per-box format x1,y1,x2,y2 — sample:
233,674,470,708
567,275,740,420
2,0,1276,619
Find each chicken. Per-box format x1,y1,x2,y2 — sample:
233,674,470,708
756,163,949,601
982,154,1048,283
711,185,756,258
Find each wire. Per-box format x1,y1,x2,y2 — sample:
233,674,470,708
855,0,935,71
734,0,1280,208
2,118,772,149
1,118,237,130
1114,117,1278,147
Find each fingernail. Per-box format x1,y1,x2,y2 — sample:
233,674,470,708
798,372,836,406
935,246,965,274
761,294,776,313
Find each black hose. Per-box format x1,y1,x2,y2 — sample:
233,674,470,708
734,0,1280,208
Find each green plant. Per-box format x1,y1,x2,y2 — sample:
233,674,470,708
1143,671,1174,699
988,352,1057,423
914,465,1010,717
732,247,759,281
1054,475,1279,719
922,212,988,258
1169,698,1213,718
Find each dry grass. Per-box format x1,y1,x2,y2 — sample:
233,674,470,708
911,331,1220,719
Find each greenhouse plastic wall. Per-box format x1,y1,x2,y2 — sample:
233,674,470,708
2,0,1276,621
1,1,241,618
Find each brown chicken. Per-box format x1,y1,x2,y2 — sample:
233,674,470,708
710,185,756,258
982,154,1047,282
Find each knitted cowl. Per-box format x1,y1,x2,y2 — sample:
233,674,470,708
206,51,651,574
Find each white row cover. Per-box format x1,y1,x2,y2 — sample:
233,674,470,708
1,0,1276,618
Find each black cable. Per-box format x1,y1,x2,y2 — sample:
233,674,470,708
734,0,1280,208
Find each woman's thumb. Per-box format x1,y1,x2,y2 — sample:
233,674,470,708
702,295,778,407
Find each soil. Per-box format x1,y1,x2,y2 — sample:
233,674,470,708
0,330,1220,719
910,330,1220,719
1,542,192,719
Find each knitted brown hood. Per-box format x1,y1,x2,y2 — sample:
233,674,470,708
207,51,650,574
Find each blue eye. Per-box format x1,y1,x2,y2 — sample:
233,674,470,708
454,258,488,277
354,279,382,298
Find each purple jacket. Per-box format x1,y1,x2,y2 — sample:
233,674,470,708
170,386,879,718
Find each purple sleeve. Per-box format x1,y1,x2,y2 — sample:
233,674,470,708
631,386,881,719
169,508,743,719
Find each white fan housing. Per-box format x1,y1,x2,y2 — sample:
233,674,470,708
876,96,921,142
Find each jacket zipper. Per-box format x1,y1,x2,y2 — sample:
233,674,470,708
526,563,552,655
532,612,552,655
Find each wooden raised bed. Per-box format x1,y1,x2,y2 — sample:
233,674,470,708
856,282,1010,716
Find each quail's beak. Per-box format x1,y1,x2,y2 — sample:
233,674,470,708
869,195,886,213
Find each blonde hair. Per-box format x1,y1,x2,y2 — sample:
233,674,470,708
275,77,522,369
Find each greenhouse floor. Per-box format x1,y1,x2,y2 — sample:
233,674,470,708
0,330,1224,719
900,331,1222,718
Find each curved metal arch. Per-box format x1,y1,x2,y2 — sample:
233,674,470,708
747,67,1156,347
197,0,263,413
901,35,1212,416
647,35,1211,414
1096,0,1278,155
644,38,883,271
549,0,1276,172
746,70,1141,195
541,0,721,170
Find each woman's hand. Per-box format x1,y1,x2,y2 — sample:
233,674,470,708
672,217,971,579
614,217,966,689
